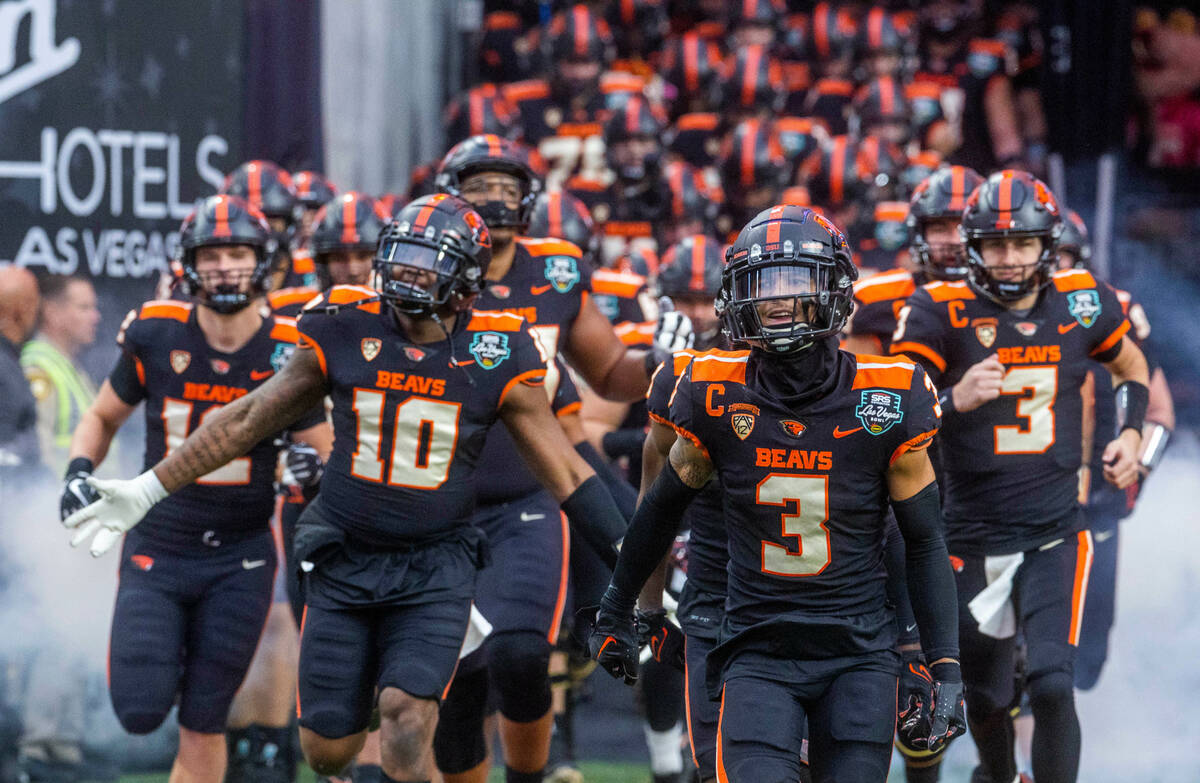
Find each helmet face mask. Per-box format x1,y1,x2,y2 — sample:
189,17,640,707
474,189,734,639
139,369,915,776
717,206,857,354
907,166,984,281
374,195,491,319
436,136,542,232
192,245,261,314
178,195,275,314
960,170,1063,304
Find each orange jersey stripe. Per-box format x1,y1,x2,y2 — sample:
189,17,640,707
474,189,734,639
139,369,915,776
468,310,528,332
925,281,976,302
269,287,319,309
890,427,939,464
297,334,328,377
854,272,916,304
516,237,582,257
1089,319,1130,357
852,358,916,390
270,317,299,343
498,368,547,409
689,351,749,383
1051,268,1099,292
891,340,947,373
675,112,719,131
547,513,571,643
139,300,192,322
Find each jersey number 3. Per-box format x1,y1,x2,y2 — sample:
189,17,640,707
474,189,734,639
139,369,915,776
350,390,463,489
759,474,832,577
995,366,1057,454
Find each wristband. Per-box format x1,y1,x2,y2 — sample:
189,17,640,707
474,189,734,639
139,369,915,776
930,660,961,683
66,457,95,478
1139,422,1171,471
937,388,956,416
1114,380,1149,435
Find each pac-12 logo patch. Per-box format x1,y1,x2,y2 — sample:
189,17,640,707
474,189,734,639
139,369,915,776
1067,290,1101,328
856,390,905,436
469,332,511,370
973,317,997,348
361,338,381,362
170,350,191,374
544,256,580,293
731,413,755,440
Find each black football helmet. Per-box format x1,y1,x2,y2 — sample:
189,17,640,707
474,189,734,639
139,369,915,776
665,160,721,237
716,204,857,353
292,171,338,211
177,195,276,314
443,84,520,144
527,190,600,267
961,169,1064,303
1058,209,1092,269
906,164,983,280
312,191,390,259
374,194,491,316
660,33,725,109
436,135,542,231
716,44,786,116
221,160,302,227
798,135,872,207
604,96,667,182
658,234,723,299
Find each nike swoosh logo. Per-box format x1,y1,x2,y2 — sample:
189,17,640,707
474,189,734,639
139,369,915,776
242,559,267,570
530,284,552,295
832,426,862,438
597,635,617,656
520,512,545,522
1057,322,1078,334
250,369,274,380
906,623,918,632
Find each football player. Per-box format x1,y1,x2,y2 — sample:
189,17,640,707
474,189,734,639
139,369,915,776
844,165,984,355
890,171,1150,783
63,194,630,783
221,161,315,291
59,195,332,783
430,136,688,783
591,205,965,782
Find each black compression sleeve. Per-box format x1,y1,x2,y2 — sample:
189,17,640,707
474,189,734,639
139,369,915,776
882,515,920,647
560,475,629,569
602,428,646,460
575,441,638,520
607,459,701,613
891,482,959,664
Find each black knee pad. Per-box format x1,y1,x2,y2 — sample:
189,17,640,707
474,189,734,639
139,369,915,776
433,665,489,774
487,630,552,723
115,708,169,736
1026,669,1074,713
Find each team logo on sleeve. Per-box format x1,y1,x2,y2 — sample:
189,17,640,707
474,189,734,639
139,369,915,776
360,338,381,362
170,350,191,374
544,256,581,293
973,317,997,348
271,343,295,371
1067,290,1101,328
855,390,905,436
469,332,511,369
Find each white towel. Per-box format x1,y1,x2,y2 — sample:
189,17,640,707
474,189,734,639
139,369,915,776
459,603,493,658
967,553,1025,639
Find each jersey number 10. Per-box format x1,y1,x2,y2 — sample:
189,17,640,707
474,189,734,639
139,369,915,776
349,390,463,489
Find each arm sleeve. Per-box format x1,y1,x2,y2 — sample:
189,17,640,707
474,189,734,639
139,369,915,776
882,515,920,647
560,475,628,569
889,289,949,381
575,440,637,520
608,459,702,609
891,482,959,663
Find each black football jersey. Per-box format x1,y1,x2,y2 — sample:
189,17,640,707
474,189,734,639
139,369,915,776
848,268,920,353
472,237,591,504
669,348,941,642
891,269,1131,554
646,351,728,598
565,178,665,267
297,286,546,546
110,300,320,541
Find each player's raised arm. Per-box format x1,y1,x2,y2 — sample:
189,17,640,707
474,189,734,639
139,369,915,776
63,347,328,555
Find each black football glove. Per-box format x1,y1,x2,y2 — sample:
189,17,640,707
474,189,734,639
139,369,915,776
61,459,100,522
585,590,640,685
285,442,324,487
926,661,967,753
637,608,686,671
896,652,935,755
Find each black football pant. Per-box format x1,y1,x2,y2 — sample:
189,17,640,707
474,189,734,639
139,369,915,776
1074,510,1121,691
955,530,1093,783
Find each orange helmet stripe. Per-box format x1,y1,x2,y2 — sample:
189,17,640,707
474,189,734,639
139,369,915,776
213,196,232,238
949,166,966,211
996,173,1014,228
830,139,846,205
573,4,588,57
690,235,707,291
340,195,358,244
742,46,761,107
248,163,262,209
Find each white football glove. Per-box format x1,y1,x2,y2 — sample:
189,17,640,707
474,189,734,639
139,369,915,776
62,470,168,557
653,297,694,358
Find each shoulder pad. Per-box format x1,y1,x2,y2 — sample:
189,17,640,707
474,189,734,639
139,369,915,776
688,349,750,384
924,280,976,302
138,299,193,322
269,286,320,310
853,270,915,304
591,268,646,298
852,355,917,390
270,315,299,343
502,79,551,102
1051,268,1098,292
674,113,721,131
516,237,583,258
467,309,528,333
302,285,381,314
